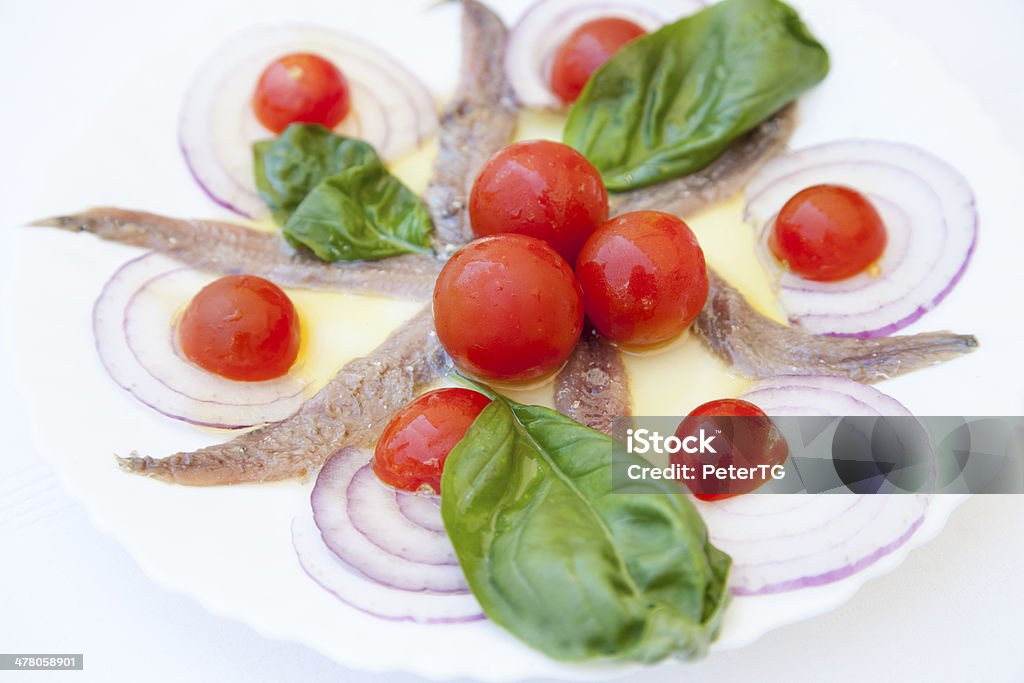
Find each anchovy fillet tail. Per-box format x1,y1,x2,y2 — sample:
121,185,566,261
30,208,440,299
694,271,977,383
424,0,518,254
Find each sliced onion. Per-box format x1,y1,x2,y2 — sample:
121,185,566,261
694,375,928,595
396,491,446,533
745,140,977,337
180,24,438,218
741,375,914,418
292,517,484,624
93,253,307,428
311,446,469,593
347,466,459,566
505,0,702,110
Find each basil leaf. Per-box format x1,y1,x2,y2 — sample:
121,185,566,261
441,396,731,663
253,124,377,224
253,124,433,262
563,0,829,191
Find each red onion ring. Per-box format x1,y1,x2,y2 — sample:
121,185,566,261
504,0,702,110
310,446,469,593
93,253,307,428
346,466,459,566
292,517,484,624
744,140,977,337
179,24,438,218
694,375,929,595
396,490,446,533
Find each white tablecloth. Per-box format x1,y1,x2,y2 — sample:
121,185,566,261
2,1,1023,680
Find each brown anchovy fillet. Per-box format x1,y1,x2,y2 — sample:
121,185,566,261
609,105,797,218
554,326,631,436
424,0,518,254
116,306,450,485
695,271,978,383
29,208,440,299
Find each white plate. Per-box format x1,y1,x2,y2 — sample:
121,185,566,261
3,0,1023,680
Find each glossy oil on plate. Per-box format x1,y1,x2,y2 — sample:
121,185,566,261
2,0,1023,680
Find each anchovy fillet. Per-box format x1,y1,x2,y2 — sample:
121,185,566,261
116,307,450,485
554,326,631,436
424,0,518,254
30,208,440,299
694,271,977,383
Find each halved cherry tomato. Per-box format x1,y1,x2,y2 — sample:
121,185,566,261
468,139,608,265
178,275,301,381
550,17,647,104
672,399,788,502
373,388,492,494
768,184,887,282
575,210,708,347
433,234,585,383
253,52,351,134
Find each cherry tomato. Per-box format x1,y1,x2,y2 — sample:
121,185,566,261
768,184,887,282
468,140,609,265
178,275,301,382
672,399,788,502
373,388,492,494
433,234,585,383
575,211,708,347
253,52,351,134
550,18,647,104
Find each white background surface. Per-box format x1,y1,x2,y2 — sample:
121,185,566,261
2,0,1023,681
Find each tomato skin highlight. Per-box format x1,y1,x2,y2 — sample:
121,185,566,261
433,234,585,383
768,184,887,282
575,211,708,347
468,139,609,265
253,52,351,134
373,388,492,494
672,399,789,502
550,17,647,104
178,275,301,382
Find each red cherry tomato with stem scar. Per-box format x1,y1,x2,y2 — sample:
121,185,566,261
253,52,351,134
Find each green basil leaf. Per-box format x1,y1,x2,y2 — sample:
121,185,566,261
281,162,433,262
253,124,378,224
563,0,829,191
253,124,433,261
441,396,731,663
